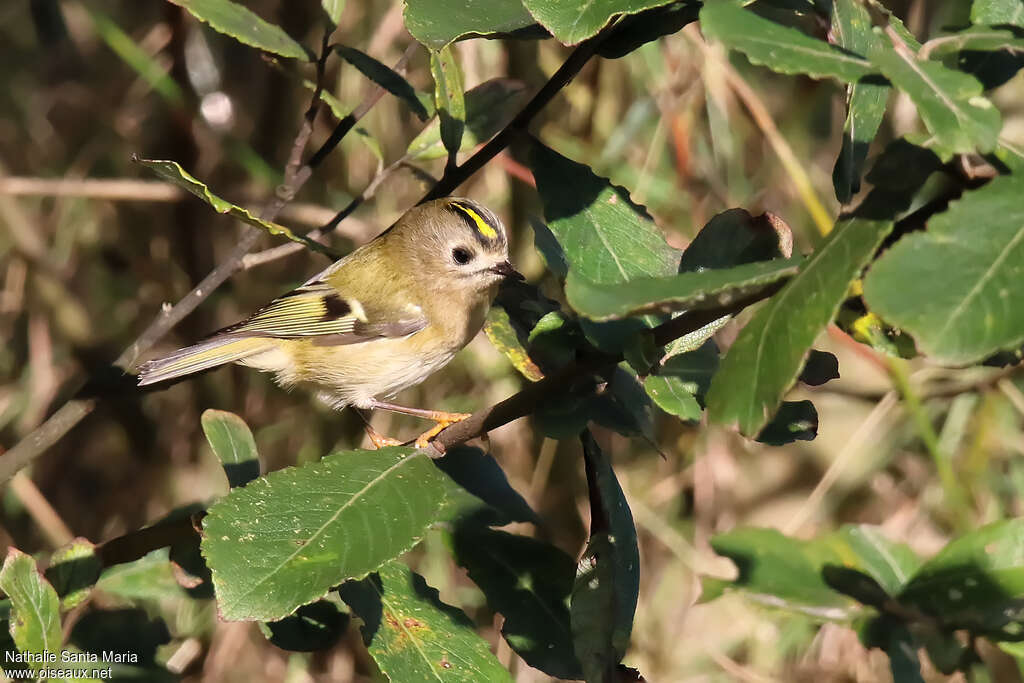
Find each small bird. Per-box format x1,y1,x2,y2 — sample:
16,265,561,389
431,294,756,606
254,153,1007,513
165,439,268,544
137,197,521,449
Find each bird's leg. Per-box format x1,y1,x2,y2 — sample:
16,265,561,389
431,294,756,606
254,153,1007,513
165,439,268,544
353,408,403,449
366,400,472,451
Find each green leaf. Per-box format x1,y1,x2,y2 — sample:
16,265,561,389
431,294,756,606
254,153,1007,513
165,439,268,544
754,400,818,446
483,305,545,382
201,409,260,488
863,175,1024,365
571,434,639,680
867,35,1001,154
45,538,101,611
96,550,186,604
972,0,1024,27
407,79,528,161
448,528,582,679
259,599,348,652
565,257,801,321
798,349,840,387
679,209,794,272
340,562,512,682
522,0,674,45
709,528,858,619
322,0,345,25
0,549,62,667
530,142,681,351
430,46,466,164
923,26,1024,57
644,340,718,421
334,45,431,121
597,1,700,59
706,217,893,436
167,0,309,60
201,447,447,621
898,519,1024,636
699,2,874,83
828,0,889,203
434,446,539,527
832,525,920,597
403,0,538,50
135,157,337,257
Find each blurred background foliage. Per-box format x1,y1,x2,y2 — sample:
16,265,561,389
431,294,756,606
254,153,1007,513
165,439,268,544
1,0,1024,680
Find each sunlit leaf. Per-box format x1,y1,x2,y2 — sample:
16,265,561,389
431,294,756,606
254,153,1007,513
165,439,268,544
167,0,309,59
0,549,62,668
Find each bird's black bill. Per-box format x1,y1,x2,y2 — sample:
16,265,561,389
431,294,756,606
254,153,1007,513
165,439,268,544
489,261,524,280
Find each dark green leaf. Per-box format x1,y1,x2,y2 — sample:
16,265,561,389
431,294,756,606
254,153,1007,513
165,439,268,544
259,599,348,652
699,2,874,82
565,258,802,321
798,350,839,387
45,538,101,611
972,0,1024,27
707,218,893,436
679,209,794,272
340,562,512,682
868,35,1001,154
96,550,187,603
828,0,889,203
430,46,466,163
523,0,675,45
821,566,891,608
571,433,639,680
335,45,431,120
407,79,527,160
0,549,62,667
135,157,337,257
201,408,260,488
923,25,1024,57
434,446,539,527
448,527,582,679
68,608,170,670
834,525,920,596
643,340,719,421
167,0,309,59
898,519,1024,636
530,217,570,279
755,400,818,445
863,175,1024,365
403,0,538,50
201,447,447,621
597,1,699,58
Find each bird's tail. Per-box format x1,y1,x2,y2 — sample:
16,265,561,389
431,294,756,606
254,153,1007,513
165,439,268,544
136,336,274,386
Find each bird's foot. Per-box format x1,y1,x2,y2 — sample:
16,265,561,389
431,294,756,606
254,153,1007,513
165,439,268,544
414,412,472,450
364,423,404,450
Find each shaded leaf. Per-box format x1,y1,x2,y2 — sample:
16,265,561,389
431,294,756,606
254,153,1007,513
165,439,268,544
828,0,889,203
403,0,538,50
643,340,719,421
798,350,840,387
430,46,466,163
972,0,1024,27
571,433,639,680
259,599,348,652
201,447,447,621
45,538,101,611
755,400,818,446
898,519,1024,636
868,35,1001,154
833,525,920,596
167,0,308,59
565,258,801,321
678,209,794,272
407,79,528,160
0,549,62,667
434,446,539,527
340,562,512,682
707,217,893,436
863,175,1024,365
699,2,874,82
335,45,431,120
923,25,1024,57
484,305,545,382
597,1,700,59
135,157,337,257
522,0,675,46
201,408,260,488
96,550,187,604
448,527,582,679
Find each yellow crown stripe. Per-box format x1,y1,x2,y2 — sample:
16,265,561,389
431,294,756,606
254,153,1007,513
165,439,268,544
451,201,497,239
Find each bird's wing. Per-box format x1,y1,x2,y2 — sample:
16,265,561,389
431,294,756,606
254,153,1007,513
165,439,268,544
214,280,427,345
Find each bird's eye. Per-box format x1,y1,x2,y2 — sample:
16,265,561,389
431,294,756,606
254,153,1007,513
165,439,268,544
452,247,473,265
